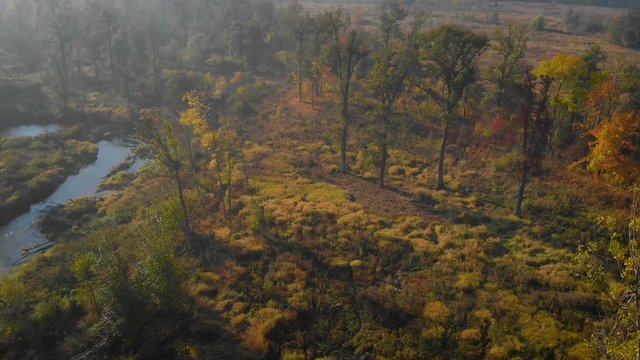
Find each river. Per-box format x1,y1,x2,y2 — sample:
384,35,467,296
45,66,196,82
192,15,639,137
0,125,140,272
0,124,62,138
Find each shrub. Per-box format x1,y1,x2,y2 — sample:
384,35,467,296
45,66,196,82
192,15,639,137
423,301,451,324
532,16,545,31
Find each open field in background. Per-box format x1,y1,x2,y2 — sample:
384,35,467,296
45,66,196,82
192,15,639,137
303,0,637,64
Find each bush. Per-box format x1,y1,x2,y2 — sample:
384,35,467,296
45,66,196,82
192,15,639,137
532,16,546,31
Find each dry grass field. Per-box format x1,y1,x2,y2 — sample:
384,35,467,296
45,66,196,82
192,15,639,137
303,0,638,64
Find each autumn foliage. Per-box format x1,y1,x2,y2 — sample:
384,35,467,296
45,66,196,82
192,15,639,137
587,111,640,186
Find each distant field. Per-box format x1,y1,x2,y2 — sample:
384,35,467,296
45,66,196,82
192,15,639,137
302,0,637,64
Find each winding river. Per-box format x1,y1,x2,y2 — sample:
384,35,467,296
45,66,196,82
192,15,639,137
0,125,140,272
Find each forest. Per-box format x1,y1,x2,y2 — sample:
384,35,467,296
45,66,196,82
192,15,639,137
0,0,640,359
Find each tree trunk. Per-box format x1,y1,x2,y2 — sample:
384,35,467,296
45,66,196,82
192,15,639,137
122,74,130,100
107,35,114,71
496,81,504,108
298,38,303,101
59,41,68,79
311,82,315,110
214,147,227,217
340,98,349,173
515,103,530,217
174,166,191,243
379,131,388,187
183,131,197,171
75,46,81,78
240,147,250,189
227,144,233,235
93,55,100,81
437,121,450,190
514,165,528,217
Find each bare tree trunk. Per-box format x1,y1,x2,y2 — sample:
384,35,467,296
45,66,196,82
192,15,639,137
496,80,504,108
75,45,81,78
298,38,303,101
240,147,250,189
107,35,114,71
379,130,388,187
311,82,315,110
93,55,100,81
122,74,130,100
340,98,349,173
515,166,528,217
437,121,450,190
214,148,226,217
178,125,197,171
515,111,530,217
174,166,191,243
227,144,233,235
59,41,68,79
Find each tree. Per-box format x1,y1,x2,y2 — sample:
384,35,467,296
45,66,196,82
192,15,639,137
286,1,312,101
137,109,192,244
87,207,191,351
379,0,408,49
587,111,640,186
81,0,106,80
533,53,585,156
179,89,228,216
623,65,640,113
45,0,78,110
609,6,640,50
514,72,553,217
367,4,422,187
579,111,640,359
416,25,489,189
489,25,528,109
324,9,369,173
182,32,209,69
100,3,118,71
585,78,623,131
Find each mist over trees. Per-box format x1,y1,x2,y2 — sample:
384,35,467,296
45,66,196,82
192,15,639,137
1,0,640,359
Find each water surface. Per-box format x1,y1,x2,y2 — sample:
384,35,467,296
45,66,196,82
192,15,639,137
0,134,140,272
0,124,62,138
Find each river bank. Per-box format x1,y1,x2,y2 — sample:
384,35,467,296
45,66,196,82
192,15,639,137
0,137,142,271
0,131,99,226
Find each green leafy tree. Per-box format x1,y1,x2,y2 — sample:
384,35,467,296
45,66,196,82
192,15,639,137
182,32,209,69
286,1,313,101
533,53,585,155
489,25,528,110
367,4,423,187
324,9,369,173
416,25,489,189
45,0,79,110
514,72,554,217
136,109,192,243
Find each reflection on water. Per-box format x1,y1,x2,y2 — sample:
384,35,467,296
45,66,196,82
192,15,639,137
0,124,62,138
0,139,141,272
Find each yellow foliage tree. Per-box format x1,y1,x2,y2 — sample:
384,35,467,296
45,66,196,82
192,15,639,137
533,53,585,155
587,111,640,187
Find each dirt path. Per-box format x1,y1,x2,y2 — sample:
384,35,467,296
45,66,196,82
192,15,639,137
320,173,437,220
